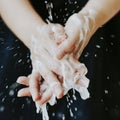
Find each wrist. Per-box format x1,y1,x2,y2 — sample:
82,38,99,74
77,9,99,35
68,11,98,58
24,21,46,49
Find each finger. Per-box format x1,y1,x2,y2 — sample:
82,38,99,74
17,76,29,86
29,72,41,102
39,64,64,98
51,24,67,45
56,40,75,59
50,82,64,99
36,88,52,106
76,77,89,88
74,41,84,59
17,87,31,97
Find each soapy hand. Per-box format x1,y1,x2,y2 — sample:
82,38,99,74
29,23,67,99
56,11,96,59
17,72,63,105
17,22,90,120
17,21,90,103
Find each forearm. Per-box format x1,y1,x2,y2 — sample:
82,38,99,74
80,0,120,29
0,0,45,48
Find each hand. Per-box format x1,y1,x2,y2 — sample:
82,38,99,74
17,72,63,105
56,12,96,59
17,55,90,104
17,22,90,106
22,23,67,100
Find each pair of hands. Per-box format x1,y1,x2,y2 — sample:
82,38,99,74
17,12,93,106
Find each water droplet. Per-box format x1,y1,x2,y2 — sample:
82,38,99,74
21,104,25,109
62,114,65,120
105,48,108,52
110,42,114,46
100,99,103,102
75,1,77,4
70,100,73,103
6,46,14,50
100,37,104,40
0,65,4,69
0,105,5,112
5,85,9,89
110,34,115,38
9,90,14,96
2,96,6,102
96,45,101,48
12,98,16,103
18,59,22,63
84,52,89,57
94,54,98,58
69,109,74,117
65,8,68,11
13,53,18,57
104,90,108,94
107,76,110,80
118,81,120,86
26,98,31,104
105,107,108,111
75,107,78,111
52,112,55,117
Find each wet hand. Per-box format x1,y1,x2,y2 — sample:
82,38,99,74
17,72,64,106
56,12,95,59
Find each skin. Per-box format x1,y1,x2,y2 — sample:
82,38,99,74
0,0,66,99
56,0,120,59
0,0,120,105
17,0,120,105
